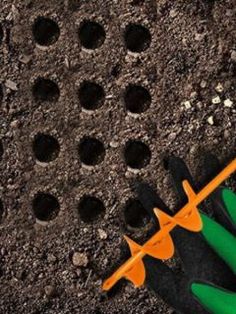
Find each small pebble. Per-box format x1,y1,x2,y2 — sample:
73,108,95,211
224,99,233,108
19,55,31,64
72,252,89,267
195,33,205,41
106,95,113,100
183,100,191,109
5,80,18,91
212,96,221,104
224,130,230,139
207,116,214,125
10,120,19,129
110,141,119,148
200,80,207,88
190,91,197,99
169,9,178,18
168,132,177,141
98,229,107,240
231,50,236,63
215,83,224,93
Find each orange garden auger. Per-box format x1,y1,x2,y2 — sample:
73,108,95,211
102,158,236,292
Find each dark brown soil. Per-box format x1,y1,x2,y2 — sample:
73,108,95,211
0,0,235,313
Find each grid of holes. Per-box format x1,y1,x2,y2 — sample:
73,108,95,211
0,17,153,227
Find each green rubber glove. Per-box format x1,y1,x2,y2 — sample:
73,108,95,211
138,156,236,314
191,188,236,314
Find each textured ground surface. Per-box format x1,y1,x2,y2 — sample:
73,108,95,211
0,0,236,313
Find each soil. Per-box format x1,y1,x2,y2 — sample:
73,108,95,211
0,0,236,313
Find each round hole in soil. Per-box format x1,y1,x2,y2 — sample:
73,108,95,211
79,20,106,50
33,17,60,46
33,133,60,163
0,141,3,160
78,81,105,110
124,140,151,169
124,23,151,53
33,78,60,102
78,196,105,223
0,200,4,223
32,192,60,221
124,84,151,114
78,137,105,166
124,198,150,228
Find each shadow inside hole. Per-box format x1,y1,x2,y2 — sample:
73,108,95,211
124,140,151,169
0,24,3,45
78,81,105,110
124,23,151,53
124,84,151,114
78,196,105,223
0,200,4,222
78,137,105,166
33,133,60,163
33,17,60,46
0,141,3,160
100,280,125,301
131,0,145,5
110,64,121,78
124,198,150,228
33,78,60,102
32,192,60,221
67,0,80,10
79,20,106,50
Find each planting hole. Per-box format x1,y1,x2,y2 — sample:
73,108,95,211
79,21,105,50
124,84,151,113
124,24,151,53
33,17,60,46
33,133,60,163
78,196,105,223
124,140,151,169
33,78,60,102
32,193,60,221
124,199,150,228
78,81,105,110
78,137,105,166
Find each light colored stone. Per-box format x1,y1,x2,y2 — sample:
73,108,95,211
5,80,18,91
224,99,233,108
72,252,89,267
212,96,221,104
207,116,214,125
19,54,31,64
215,83,224,93
183,100,191,109
110,141,119,148
169,9,178,18
98,229,107,240
200,80,207,88
231,50,236,62
10,120,19,129
190,91,197,99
